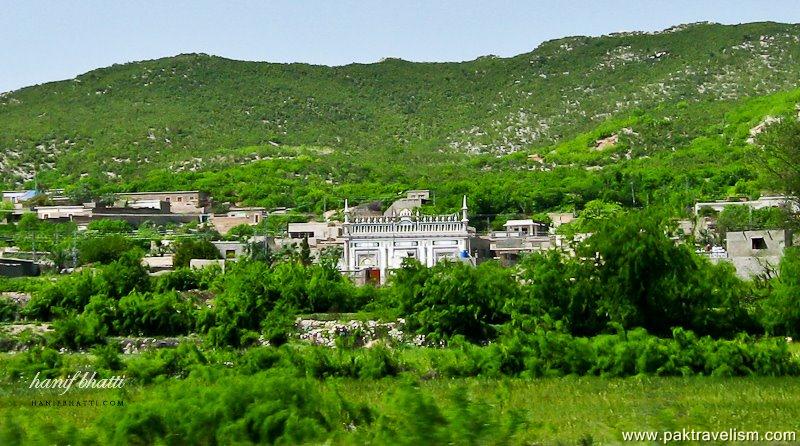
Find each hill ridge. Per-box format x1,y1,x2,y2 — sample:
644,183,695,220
1,21,799,216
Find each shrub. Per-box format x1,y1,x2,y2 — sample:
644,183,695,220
92,343,125,372
114,291,196,336
22,271,99,320
49,312,107,350
87,219,132,234
79,235,134,264
173,239,220,268
394,260,513,342
5,346,64,382
153,268,201,292
0,297,17,322
761,247,800,337
97,249,150,298
105,369,366,445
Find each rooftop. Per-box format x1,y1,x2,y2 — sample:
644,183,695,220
504,219,546,226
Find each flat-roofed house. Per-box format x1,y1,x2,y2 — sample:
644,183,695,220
488,219,551,265
2,190,39,209
284,221,345,258
722,229,793,279
115,191,209,213
209,207,265,235
693,196,799,216
34,205,92,220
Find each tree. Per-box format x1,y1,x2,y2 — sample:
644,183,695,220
558,199,623,237
87,219,132,234
577,211,751,336
758,117,800,200
716,205,790,239
79,235,134,264
318,246,343,271
761,247,800,337
173,239,221,268
227,224,255,240
0,201,12,222
245,240,273,264
98,249,151,298
393,260,513,342
299,236,312,266
514,250,604,335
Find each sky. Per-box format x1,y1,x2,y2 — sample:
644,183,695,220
1,0,799,93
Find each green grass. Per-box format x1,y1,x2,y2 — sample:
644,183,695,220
1,376,798,444
338,377,800,443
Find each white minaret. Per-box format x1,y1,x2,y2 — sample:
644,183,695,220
461,195,468,222
344,199,350,223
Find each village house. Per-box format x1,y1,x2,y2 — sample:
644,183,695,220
281,221,345,259
25,190,211,229
115,191,209,214
716,229,793,279
693,195,798,216
342,196,472,284
487,219,552,265
382,189,431,216
209,207,265,235
212,240,248,259
2,190,39,208
34,205,92,221
0,257,40,278
546,212,576,231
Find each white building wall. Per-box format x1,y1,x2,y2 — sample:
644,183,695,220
343,196,470,284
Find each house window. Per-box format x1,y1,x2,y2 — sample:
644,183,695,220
751,237,767,250
165,197,171,202
225,250,237,259
177,197,183,202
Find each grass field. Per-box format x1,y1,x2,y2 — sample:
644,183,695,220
2,376,798,444
341,377,800,444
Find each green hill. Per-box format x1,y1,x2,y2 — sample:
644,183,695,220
1,21,799,217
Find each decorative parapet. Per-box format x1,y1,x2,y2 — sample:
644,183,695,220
344,213,468,236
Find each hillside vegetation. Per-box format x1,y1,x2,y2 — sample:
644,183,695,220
1,21,799,216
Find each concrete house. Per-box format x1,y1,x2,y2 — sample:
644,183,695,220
693,195,799,216
115,191,209,214
723,229,793,278
210,207,265,235
382,190,431,217
488,219,551,265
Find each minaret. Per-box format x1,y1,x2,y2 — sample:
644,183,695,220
461,195,468,223
344,199,350,223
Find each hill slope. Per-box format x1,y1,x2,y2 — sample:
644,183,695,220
1,21,799,216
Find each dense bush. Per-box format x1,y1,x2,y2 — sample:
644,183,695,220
761,247,800,337
22,271,100,320
504,212,756,338
152,267,218,292
78,235,135,264
173,239,220,268
97,250,151,298
49,312,107,349
201,260,371,347
115,368,371,445
391,260,513,342
87,219,132,234
0,297,17,322
114,291,196,336
576,212,754,337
